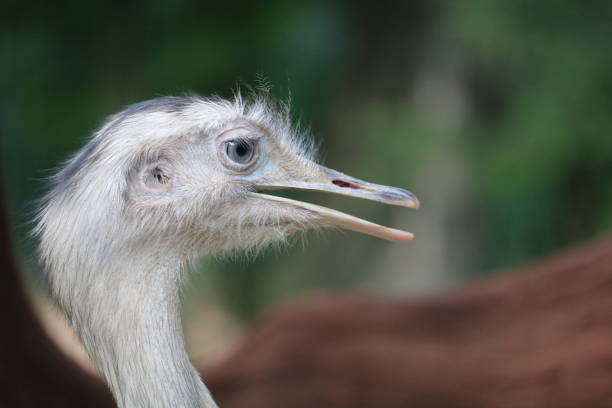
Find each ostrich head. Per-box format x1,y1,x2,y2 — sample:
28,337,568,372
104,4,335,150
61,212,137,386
35,95,418,408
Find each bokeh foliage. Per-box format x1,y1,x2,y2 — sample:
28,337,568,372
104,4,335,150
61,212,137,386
453,1,612,271
2,1,611,320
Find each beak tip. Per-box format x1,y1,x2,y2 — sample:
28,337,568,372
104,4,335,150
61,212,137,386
408,198,420,209
387,188,419,209
401,195,419,210
387,229,414,242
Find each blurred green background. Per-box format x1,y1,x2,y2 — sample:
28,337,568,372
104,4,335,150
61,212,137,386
2,0,612,330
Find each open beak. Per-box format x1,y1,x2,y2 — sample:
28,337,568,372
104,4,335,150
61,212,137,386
252,163,419,242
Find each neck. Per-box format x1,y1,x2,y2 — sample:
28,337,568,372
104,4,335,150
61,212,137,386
68,251,217,408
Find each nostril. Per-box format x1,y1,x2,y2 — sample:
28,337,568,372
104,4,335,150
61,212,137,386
332,180,360,189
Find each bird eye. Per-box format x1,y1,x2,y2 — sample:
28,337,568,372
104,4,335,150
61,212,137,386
225,139,256,165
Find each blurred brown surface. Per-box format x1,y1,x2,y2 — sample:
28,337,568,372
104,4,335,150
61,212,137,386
206,237,612,408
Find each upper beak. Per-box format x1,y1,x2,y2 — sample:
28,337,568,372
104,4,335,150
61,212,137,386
251,162,419,242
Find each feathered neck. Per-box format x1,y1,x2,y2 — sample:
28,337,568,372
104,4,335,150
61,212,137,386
58,248,218,408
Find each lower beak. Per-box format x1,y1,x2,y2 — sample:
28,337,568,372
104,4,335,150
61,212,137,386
252,165,419,242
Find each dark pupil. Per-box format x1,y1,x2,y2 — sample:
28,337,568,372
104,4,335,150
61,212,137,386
236,141,249,157
227,139,254,164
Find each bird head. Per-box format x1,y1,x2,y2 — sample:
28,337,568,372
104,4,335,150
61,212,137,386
37,95,418,268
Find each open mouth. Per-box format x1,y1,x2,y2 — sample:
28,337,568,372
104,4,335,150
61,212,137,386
252,169,419,242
